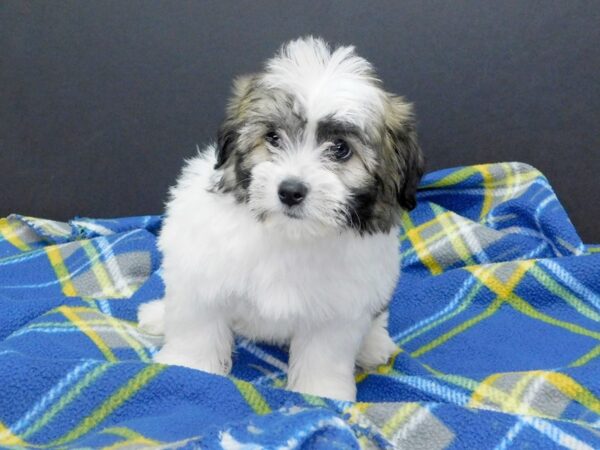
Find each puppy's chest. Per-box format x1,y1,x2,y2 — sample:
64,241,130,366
218,233,397,322
236,242,350,309
225,250,357,341
228,299,297,344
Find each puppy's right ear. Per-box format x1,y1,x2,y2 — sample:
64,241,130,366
214,75,256,169
382,95,425,212
215,121,237,169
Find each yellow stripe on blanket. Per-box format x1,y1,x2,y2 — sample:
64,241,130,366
402,213,443,275
0,217,31,251
0,421,27,447
46,245,78,297
58,306,117,361
542,372,600,415
49,364,165,446
101,426,162,449
80,240,119,297
232,378,272,415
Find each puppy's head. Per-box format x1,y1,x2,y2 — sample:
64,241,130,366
215,37,424,237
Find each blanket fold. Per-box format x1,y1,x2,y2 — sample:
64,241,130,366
0,162,598,449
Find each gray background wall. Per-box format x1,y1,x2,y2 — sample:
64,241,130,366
1,0,599,241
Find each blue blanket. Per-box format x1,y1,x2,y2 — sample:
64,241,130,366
0,162,599,449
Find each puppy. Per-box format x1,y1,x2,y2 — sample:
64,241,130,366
138,37,424,401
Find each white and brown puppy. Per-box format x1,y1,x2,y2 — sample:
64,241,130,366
138,37,424,401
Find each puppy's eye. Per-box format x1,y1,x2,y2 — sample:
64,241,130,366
265,131,280,147
329,139,352,161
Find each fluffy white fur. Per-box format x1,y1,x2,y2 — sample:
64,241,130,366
263,37,391,130
138,37,405,401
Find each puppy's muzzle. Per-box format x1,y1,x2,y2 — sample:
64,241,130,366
278,178,308,207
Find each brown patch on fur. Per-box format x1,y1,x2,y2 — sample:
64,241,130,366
346,95,424,234
379,95,424,212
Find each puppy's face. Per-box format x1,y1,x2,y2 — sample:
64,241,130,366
215,37,424,237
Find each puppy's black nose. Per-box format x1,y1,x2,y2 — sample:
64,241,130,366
278,179,308,207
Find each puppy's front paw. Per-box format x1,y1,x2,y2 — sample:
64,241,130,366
287,376,357,402
138,300,165,335
357,323,397,370
154,346,231,375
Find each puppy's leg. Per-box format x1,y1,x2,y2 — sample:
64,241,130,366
356,310,397,370
154,289,233,375
138,300,166,336
287,320,368,402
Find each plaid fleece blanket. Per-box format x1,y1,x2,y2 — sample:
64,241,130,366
1,162,599,449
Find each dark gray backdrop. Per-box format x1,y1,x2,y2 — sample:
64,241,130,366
2,1,599,241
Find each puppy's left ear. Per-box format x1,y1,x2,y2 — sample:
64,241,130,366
383,95,425,211
214,75,256,169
